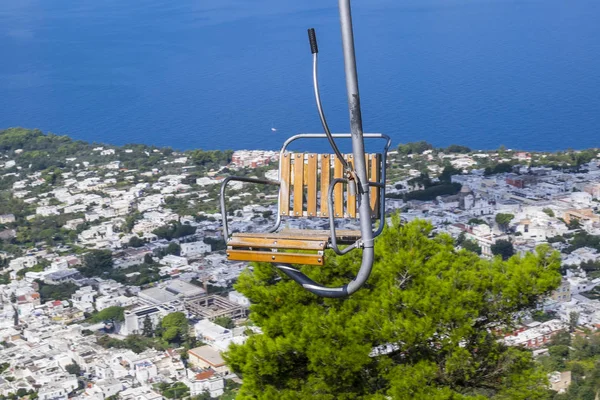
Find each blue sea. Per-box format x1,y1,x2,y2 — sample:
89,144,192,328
1,0,600,152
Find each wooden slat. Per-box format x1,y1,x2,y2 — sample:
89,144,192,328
333,156,344,218
227,250,324,266
233,228,361,242
370,154,381,218
228,236,327,251
293,153,304,217
346,155,356,218
306,154,318,217
320,154,330,217
279,152,291,216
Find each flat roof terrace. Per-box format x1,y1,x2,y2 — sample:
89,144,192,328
185,295,247,321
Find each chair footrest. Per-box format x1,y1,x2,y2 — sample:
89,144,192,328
226,250,324,266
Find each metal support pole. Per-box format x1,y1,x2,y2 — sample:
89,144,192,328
338,0,374,294
273,1,376,298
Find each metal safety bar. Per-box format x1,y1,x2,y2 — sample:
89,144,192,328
220,176,280,242
327,177,359,255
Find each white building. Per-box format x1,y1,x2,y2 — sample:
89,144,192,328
122,306,166,336
228,291,250,308
194,320,233,343
180,241,211,257
183,370,225,398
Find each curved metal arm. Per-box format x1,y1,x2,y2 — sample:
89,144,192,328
219,176,280,242
275,242,374,298
327,178,359,255
312,46,350,172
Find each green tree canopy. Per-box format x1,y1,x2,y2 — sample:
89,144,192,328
65,362,82,376
153,222,196,241
495,213,515,231
165,242,181,256
79,250,113,277
461,239,482,255
225,217,561,399
90,306,125,323
142,315,154,337
484,163,514,176
439,165,462,183
213,316,235,329
444,144,472,154
491,239,515,260
160,312,189,344
398,141,433,156
128,236,145,248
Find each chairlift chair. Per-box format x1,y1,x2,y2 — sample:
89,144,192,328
220,0,389,297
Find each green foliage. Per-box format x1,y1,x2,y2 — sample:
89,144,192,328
495,213,515,231
0,272,11,285
103,262,162,286
407,172,432,189
190,389,211,400
157,382,190,399
142,315,154,337
65,362,82,376
397,141,433,155
484,163,514,176
128,236,145,248
542,208,555,217
0,194,33,221
438,165,462,183
225,217,561,399
569,311,580,332
461,239,482,255
468,218,488,226
16,259,50,278
6,213,82,247
36,280,78,302
160,312,189,345
547,235,566,244
189,149,233,167
203,236,226,252
262,210,273,219
491,239,515,260
444,144,472,154
567,218,583,230
565,232,600,254
531,310,557,323
153,222,196,240
79,250,113,277
213,316,235,329
165,242,181,256
90,306,125,323
97,334,162,353
123,212,142,233
0,362,9,374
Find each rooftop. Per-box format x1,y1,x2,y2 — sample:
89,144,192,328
189,346,225,367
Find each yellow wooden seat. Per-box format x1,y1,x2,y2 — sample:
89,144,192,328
227,229,362,266
224,152,382,266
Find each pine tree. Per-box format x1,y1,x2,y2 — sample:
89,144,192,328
225,217,561,399
142,315,154,338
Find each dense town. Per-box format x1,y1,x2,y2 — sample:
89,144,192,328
1,128,600,398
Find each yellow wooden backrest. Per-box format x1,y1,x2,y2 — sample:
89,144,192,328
278,153,381,219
